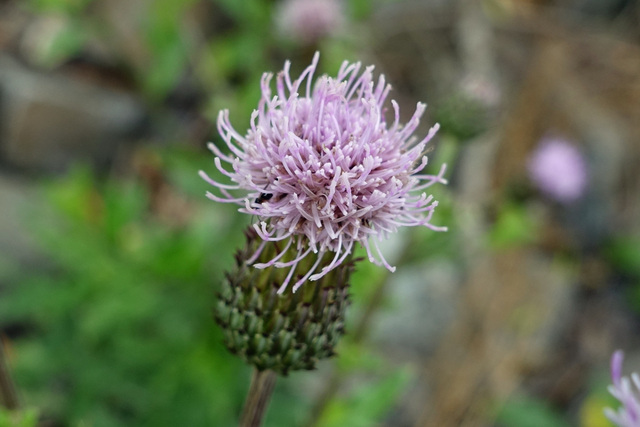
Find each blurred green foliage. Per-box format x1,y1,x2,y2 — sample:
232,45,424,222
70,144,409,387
489,202,539,249
0,160,251,426
605,236,640,313
27,0,96,14
316,367,412,427
579,373,619,427
495,395,571,427
143,0,200,97
606,237,640,278
0,408,38,427
21,0,370,102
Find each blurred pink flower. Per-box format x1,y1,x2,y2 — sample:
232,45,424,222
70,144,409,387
527,137,588,203
460,74,501,108
605,350,640,427
276,0,344,44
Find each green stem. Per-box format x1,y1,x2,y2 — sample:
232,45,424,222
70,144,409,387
0,337,19,410
307,232,423,426
307,270,390,427
239,369,277,427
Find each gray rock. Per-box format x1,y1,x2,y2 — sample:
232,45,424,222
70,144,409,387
0,173,45,281
0,55,146,172
370,259,461,360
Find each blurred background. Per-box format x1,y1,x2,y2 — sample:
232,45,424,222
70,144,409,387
0,0,639,426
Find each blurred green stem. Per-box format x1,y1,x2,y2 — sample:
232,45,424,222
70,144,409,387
307,267,391,427
239,369,277,427
307,231,427,426
0,337,19,410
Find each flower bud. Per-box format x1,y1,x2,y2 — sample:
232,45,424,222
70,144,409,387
215,228,354,375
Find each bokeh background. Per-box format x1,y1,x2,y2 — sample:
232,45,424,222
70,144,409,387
1,0,639,426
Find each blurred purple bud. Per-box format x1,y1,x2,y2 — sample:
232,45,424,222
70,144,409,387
527,137,588,203
460,74,501,108
276,0,344,45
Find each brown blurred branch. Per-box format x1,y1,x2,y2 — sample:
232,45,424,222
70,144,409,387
0,336,19,410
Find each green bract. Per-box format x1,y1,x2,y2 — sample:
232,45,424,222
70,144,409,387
215,229,354,375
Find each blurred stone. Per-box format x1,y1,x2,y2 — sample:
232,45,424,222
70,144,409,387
0,2,29,51
420,249,577,427
371,259,460,360
0,55,147,172
0,173,44,280
571,0,631,17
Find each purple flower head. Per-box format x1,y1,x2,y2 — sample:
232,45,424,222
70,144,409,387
527,137,588,203
200,53,447,292
276,0,344,45
605,350,640,427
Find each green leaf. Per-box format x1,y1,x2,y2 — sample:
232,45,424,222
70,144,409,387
33,20,87,68
2,156,250,426
143,39,188,97
0,408,39,427
317,366,412,427
606,237,640,277
489,202,538,249
495,395,571,427
348,0,373,20
26,0,95,14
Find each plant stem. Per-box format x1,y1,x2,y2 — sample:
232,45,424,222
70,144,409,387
239,369,277,427
307,232,421,426
307,273,389,427
0,337,19,410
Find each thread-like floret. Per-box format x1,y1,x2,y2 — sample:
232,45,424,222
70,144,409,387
201,53,446,292
605,350,640,427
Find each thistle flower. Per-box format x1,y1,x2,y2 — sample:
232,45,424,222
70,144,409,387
276,0,344,45
605,350,640,427
527,137,588,203
200,53,446,293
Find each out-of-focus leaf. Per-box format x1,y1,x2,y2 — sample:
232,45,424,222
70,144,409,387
495,395,571,427
489,202,538,249
142,0,198,97
580,394,617,427
316,366,413,427
606,237,640,277
45,165,98,225
334,340,385,373
0,408,39,427
2,152,249,426
26,0,95,14
31,20,86,68
215,0,271,27
348,0,373,20
143,38,187,98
